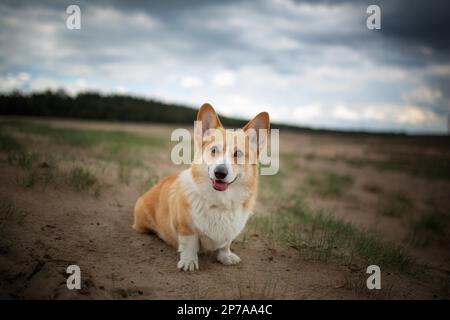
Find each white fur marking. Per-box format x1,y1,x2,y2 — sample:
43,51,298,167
180,169,251,252
177,234,199,271
217,243,241,265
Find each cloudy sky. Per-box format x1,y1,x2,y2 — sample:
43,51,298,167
1,0,449,133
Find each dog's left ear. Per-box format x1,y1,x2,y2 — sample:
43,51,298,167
194,103,223,151
243,112,270,155
197,103,223,135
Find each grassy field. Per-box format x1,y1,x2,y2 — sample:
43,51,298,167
0,117,449,299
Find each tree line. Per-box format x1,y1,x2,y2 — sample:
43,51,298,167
1,90,430,138
0,90,249,127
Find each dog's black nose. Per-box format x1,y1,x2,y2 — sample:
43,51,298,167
214,165,228,180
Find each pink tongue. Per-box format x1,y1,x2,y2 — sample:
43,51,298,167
213,180,228,191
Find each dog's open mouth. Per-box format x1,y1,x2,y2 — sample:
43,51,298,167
211,175,238,192
212,179,229,191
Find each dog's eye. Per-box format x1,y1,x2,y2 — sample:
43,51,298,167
211,146,219,155
234,149,243,158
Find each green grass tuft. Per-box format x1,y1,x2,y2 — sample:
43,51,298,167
0,197,30,229
0,129,23,152
409,210,448,246
67,166,98,192
2,120,165,149
251,193,415,273
307,171,353,197
379,192,412,217
7,150,40,169
416,213,445,235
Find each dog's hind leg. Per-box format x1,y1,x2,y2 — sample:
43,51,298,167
132,197,152,233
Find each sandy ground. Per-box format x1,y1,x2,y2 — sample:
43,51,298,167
0,117,449,299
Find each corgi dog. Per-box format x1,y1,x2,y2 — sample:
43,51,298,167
133,103,270,271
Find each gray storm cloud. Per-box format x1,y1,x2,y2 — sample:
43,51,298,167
0,0,449,133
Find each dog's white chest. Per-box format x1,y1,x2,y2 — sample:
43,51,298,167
192,202,250,251
179,169,252,251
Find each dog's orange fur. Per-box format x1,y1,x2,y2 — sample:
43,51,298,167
133,172,193,247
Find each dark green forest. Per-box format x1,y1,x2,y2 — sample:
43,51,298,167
0,90,301,130
0,90,244,126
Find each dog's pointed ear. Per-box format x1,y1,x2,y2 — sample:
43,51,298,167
243,112,270,154
196,103,223,136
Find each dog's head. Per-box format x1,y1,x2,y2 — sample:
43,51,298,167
191,103,270,192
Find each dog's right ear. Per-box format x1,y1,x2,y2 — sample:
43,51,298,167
196,103,223,136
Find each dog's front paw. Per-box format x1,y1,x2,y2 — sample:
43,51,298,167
177,258,199,271
217,251,241,265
